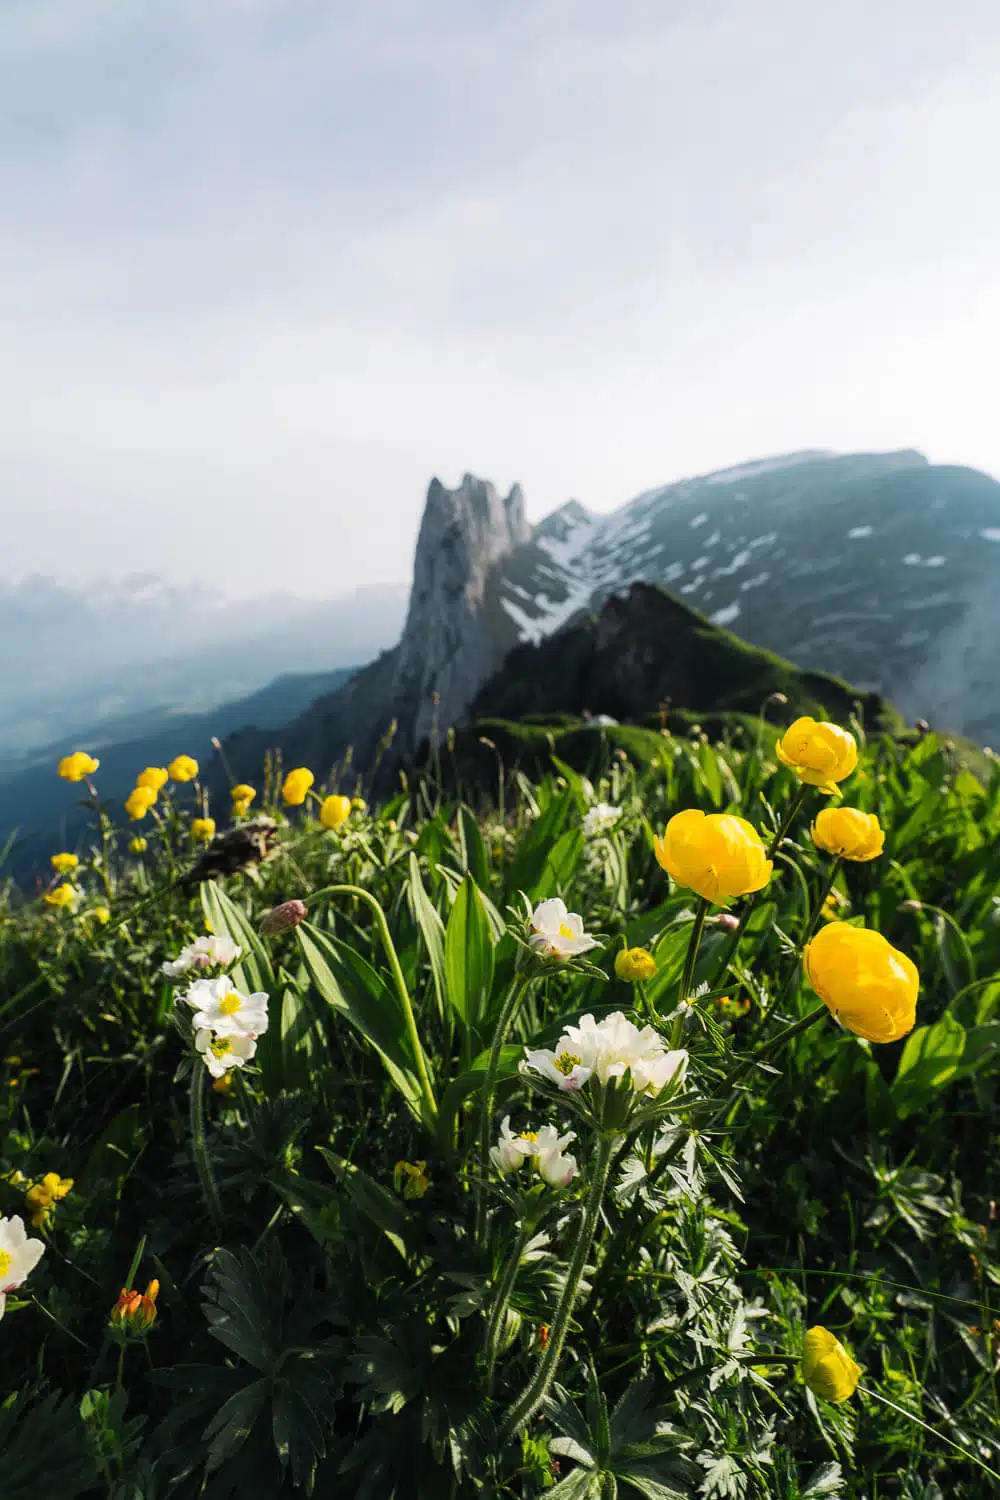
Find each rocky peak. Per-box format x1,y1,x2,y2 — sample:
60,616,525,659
391,474,530,751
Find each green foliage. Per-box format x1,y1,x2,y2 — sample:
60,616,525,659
3,718,1000,1498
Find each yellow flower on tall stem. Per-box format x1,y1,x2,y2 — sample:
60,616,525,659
804,921,918,1042
58,751,99,782
191,818,216,844
802,1325,861,1403
776,717,857,794
136,767,169,792
50,852,79,873
653,810,772,906
167,755,199,783
811,807,884,861
282,768,314,806
125,786,157,821
43,885,76,909
320,794,351,829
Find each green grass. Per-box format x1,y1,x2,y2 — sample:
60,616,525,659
2,725,1000,1498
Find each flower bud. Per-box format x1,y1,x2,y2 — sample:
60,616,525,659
282,767,314,806
802,1325,861,1403
776,717,858,793
715,912,740,932
259,899,307,936
320,794,351,829
110,1280,159,1337
191,818,216,844
811,807,885,862
167,755,199,783
393,1161,430,1199
614,947,657,983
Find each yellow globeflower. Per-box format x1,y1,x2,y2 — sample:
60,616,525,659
167,755,199,783
50,852,79,873
804,921,918,1043
58,751,99,782
775,717,857,794
43,885,76,909
124,786,157,821
811,807,885,862
802,1326,862,1403
136,766,169,792
653,810,772,906
350,797,367,812
129,837,148,854
191,817,216,844
614,947,657,983
282,768,314,807
230,784,256,805
320,794,351,829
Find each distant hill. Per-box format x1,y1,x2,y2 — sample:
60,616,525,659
0,665,354,881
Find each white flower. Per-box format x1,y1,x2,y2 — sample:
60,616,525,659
161,934,241,980
529,898,600,959
0,1214,46,1321
582,803,622,839
195,1028,257,1078
524,1011,688,1100
526,1123,578,1187
490,1116,534,1175
183,976,269,1038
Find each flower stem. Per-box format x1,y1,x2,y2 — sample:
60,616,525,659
764,856,841,1023
485,1222,532,1395
189,1064,223,1233
712,784,807,985
857,1385,1000,1485
498,1133,616,1448
703,1003,828,1129
671,896,710,1046
475,976,531,1246
305,883,438,1128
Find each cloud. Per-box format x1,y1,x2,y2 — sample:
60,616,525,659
1,0,999,595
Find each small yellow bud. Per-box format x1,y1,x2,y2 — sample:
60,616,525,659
614,947,657,983
320,794,351,830
350,796,367,812
167,755,199,782
129,837,148,854
802,1325,861,1403
110,1280,160,1336
191,817,216,844
50,852,79,873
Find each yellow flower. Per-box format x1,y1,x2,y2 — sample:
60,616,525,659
110,1280,159,1335
25,1171,73,1228
83,906,111,927
43,885,76,909
282,767,314,806
50,852,79,873
230,784,256,805
129,837,148,854
393,1160,430,1200
715,993,751,1017
350,797,367,812
614,947,657,983
125,786,157,821
775,717,858,794
167,755,199,782
136,766,169,792
212,1073,235,1095
804,921,918,1043
320,794,351,829
802,1325,862,1403
653,810,772,906
58,751,99,782
191,818,216,843
811,807,884,862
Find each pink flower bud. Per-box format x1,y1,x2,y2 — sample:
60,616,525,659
259,899,307,936
900,899,923,912
715,913,740,932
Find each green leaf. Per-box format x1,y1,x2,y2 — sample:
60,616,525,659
444,874,495,1033
437,1044,522,1148
317,1147,413,1262
457,804,491,889
505,787,577,900
407,853,448,1023
296,923,426,1124
892,1011,967,1117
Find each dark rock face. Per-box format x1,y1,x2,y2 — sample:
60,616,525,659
487,450,1000,746
390,474,529,753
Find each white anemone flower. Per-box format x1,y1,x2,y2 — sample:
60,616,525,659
525,1124,578,1187
524,1012,688,1100
183,976,269,1038
490,1116,534,1174
0,1214,46,1322
195,1028,257,1078
161,934,241,980
529,898,599,959
582,803,622,839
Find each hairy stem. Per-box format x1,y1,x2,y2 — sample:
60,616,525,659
498,1133,616,1447
670,896,710,1046
484,1222,532,1395
475,976,531,1246
189,1064,223,1232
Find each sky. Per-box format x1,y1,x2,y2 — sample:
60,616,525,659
2,0,1000,597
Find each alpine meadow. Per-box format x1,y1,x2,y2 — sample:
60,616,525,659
2,707,1000,1499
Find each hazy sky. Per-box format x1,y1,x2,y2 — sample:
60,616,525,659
2,0,999,597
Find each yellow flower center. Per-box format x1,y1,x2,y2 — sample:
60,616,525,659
520,1130,539,1143
210,1038,233,1058
219,993,243,1016
0,1249,11,1277
557,923,574,939
554,1051,582,1075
